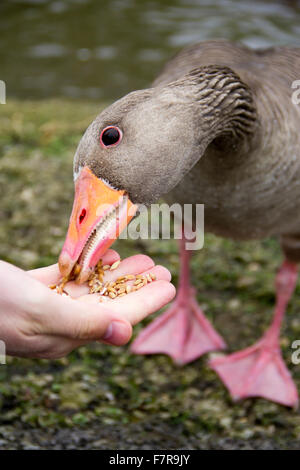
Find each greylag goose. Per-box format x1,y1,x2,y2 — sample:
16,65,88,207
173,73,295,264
59,40,300,407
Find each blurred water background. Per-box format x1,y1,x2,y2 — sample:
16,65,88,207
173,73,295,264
1,0,300,102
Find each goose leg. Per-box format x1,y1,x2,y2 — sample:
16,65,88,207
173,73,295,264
131,235,226,364
209,260,299,407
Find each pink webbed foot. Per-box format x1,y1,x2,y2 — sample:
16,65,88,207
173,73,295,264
209,338,298,408
210,260,299,408
131,287,226,365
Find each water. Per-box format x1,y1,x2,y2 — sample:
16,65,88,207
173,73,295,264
0,0,299,101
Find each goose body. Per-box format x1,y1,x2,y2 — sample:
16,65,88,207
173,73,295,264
59,40,300,407
158,41,300,246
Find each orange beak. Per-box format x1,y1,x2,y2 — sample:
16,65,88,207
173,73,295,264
59,166,137,283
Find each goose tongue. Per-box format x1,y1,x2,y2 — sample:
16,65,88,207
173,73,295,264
58,166,137,283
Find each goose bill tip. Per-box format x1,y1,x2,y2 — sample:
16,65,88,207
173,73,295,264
58,166,137,282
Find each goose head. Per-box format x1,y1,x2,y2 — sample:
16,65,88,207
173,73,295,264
58,85,198,282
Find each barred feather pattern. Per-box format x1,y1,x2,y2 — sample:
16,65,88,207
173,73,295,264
168,66,258,141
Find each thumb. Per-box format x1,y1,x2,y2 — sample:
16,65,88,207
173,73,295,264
40,291,132,345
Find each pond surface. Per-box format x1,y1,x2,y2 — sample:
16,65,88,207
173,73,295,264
1,0,300,101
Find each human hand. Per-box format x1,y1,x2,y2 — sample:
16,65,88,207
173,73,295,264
0,250,175,359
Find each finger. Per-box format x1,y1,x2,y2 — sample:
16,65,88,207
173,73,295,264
142,265,171,282
28,263,61,285
101,254,155,283
81,280,175,325
65,254,155,298
110,280,176,325
28,249,120,286
101,249,120,265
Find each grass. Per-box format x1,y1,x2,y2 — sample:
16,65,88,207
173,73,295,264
1,100,300,449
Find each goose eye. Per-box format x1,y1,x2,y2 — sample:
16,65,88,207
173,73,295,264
100,126,122,147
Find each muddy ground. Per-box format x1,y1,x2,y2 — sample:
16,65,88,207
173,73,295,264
0,100,300,449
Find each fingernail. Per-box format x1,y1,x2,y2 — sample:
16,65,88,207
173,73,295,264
103,323,113,340
103,321,129,343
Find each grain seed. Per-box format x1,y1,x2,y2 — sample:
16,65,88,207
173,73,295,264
135,283,144,290
110,260,120,270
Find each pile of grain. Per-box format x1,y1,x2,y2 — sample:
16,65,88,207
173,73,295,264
49,259,156,301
